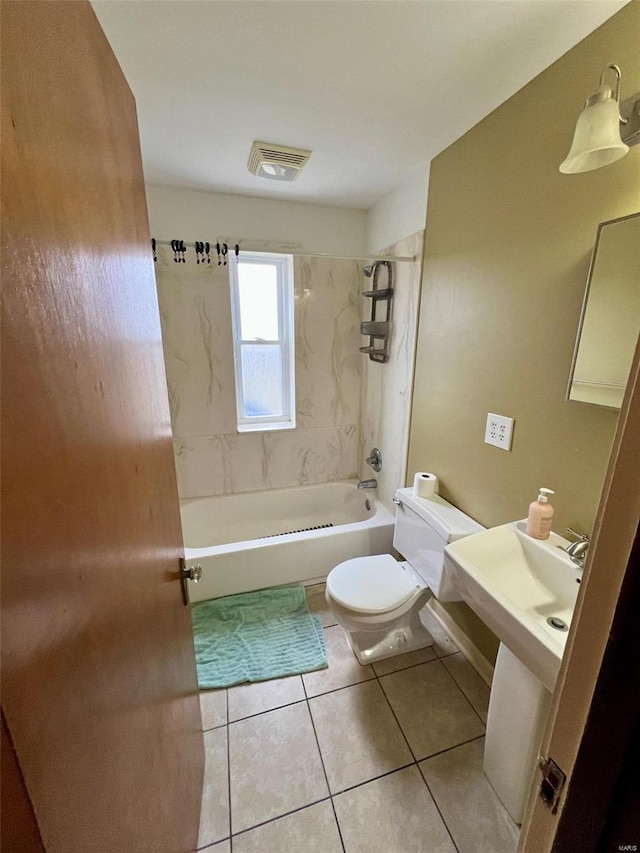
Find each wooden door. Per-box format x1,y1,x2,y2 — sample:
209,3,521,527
1,2,204,851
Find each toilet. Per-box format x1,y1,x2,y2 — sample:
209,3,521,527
325,487,484,664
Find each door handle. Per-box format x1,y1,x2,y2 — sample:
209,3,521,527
180,557,202,606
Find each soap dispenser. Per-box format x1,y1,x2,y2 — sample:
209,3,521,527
526,488,555,540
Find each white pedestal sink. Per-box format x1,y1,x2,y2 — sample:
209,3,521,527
444,521,581,823
484,643,552,823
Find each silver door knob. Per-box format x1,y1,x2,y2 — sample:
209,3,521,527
182,563,202,583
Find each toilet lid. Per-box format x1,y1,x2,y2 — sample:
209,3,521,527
327,554,419,614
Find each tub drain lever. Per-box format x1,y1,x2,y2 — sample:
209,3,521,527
180,557,202,605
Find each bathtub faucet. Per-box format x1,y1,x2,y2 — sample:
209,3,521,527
357,479,377,490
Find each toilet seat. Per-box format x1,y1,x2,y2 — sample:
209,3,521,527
326,555,420,614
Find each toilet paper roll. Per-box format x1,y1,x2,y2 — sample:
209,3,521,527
413,472,438,499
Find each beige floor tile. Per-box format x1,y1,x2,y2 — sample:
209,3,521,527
380,660,485,759
372,645,437,677
420,739,519,853
305,583,337,627
421,608,459,657
441,652,491,723
229,702,328,832
334,766,456,853
302,625,374,698
233,801,342,853
309,680,412,793
198,728,229,848
228,676,305,722
200,689,227,730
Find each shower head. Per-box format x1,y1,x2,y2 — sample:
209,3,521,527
363,261,378,277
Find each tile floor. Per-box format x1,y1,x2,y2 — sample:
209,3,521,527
197,584,519,853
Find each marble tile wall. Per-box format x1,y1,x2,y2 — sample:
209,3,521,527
359,231,425,511
155,246,361,498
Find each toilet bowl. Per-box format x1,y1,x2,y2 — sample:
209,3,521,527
325,554,433,664
325,488,484,664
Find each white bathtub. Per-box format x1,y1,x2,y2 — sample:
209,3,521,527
181,479,395,601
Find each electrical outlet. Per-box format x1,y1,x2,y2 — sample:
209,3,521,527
485,413,514,451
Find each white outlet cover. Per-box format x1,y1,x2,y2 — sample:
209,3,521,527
485,413,514,451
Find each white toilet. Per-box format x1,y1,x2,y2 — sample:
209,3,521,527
325,487,484,664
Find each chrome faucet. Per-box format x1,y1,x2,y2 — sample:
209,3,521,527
357,478,377,490
563,528,590,568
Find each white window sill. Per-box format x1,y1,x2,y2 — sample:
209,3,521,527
237,420,296,434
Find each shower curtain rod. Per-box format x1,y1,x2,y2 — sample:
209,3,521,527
153,238,415,264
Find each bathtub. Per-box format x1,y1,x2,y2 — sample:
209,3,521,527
181,479,395,601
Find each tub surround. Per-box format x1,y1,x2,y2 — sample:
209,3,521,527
360,231,424,512
158,225,424,503
174,426,359,499
156,246,361,498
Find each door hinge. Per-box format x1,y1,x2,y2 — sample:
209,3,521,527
538,755,566,813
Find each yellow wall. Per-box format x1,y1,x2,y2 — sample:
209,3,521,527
408,3,640,664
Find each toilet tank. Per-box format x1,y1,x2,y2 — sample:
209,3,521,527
393,488,484,601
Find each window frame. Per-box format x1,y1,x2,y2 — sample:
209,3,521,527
229,251,296,433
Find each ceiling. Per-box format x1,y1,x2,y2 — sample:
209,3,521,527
93,1,626,210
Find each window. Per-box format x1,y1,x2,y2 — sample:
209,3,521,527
229,252,295,432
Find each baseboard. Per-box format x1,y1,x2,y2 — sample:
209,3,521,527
427,599,495,687
302,575,328,587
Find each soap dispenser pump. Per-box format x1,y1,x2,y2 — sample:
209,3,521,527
526,488,555,540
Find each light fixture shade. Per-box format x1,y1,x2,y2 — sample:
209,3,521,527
560,97,629,174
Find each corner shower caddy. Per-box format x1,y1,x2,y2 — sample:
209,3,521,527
359,260,393,363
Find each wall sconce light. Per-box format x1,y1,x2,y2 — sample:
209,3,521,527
560,64,640,174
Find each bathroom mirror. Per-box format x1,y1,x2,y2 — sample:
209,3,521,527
568,212,640,409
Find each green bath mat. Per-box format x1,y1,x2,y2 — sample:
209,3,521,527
191,585,328,689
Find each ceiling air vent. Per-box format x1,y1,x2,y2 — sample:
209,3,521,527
247,141,312,182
